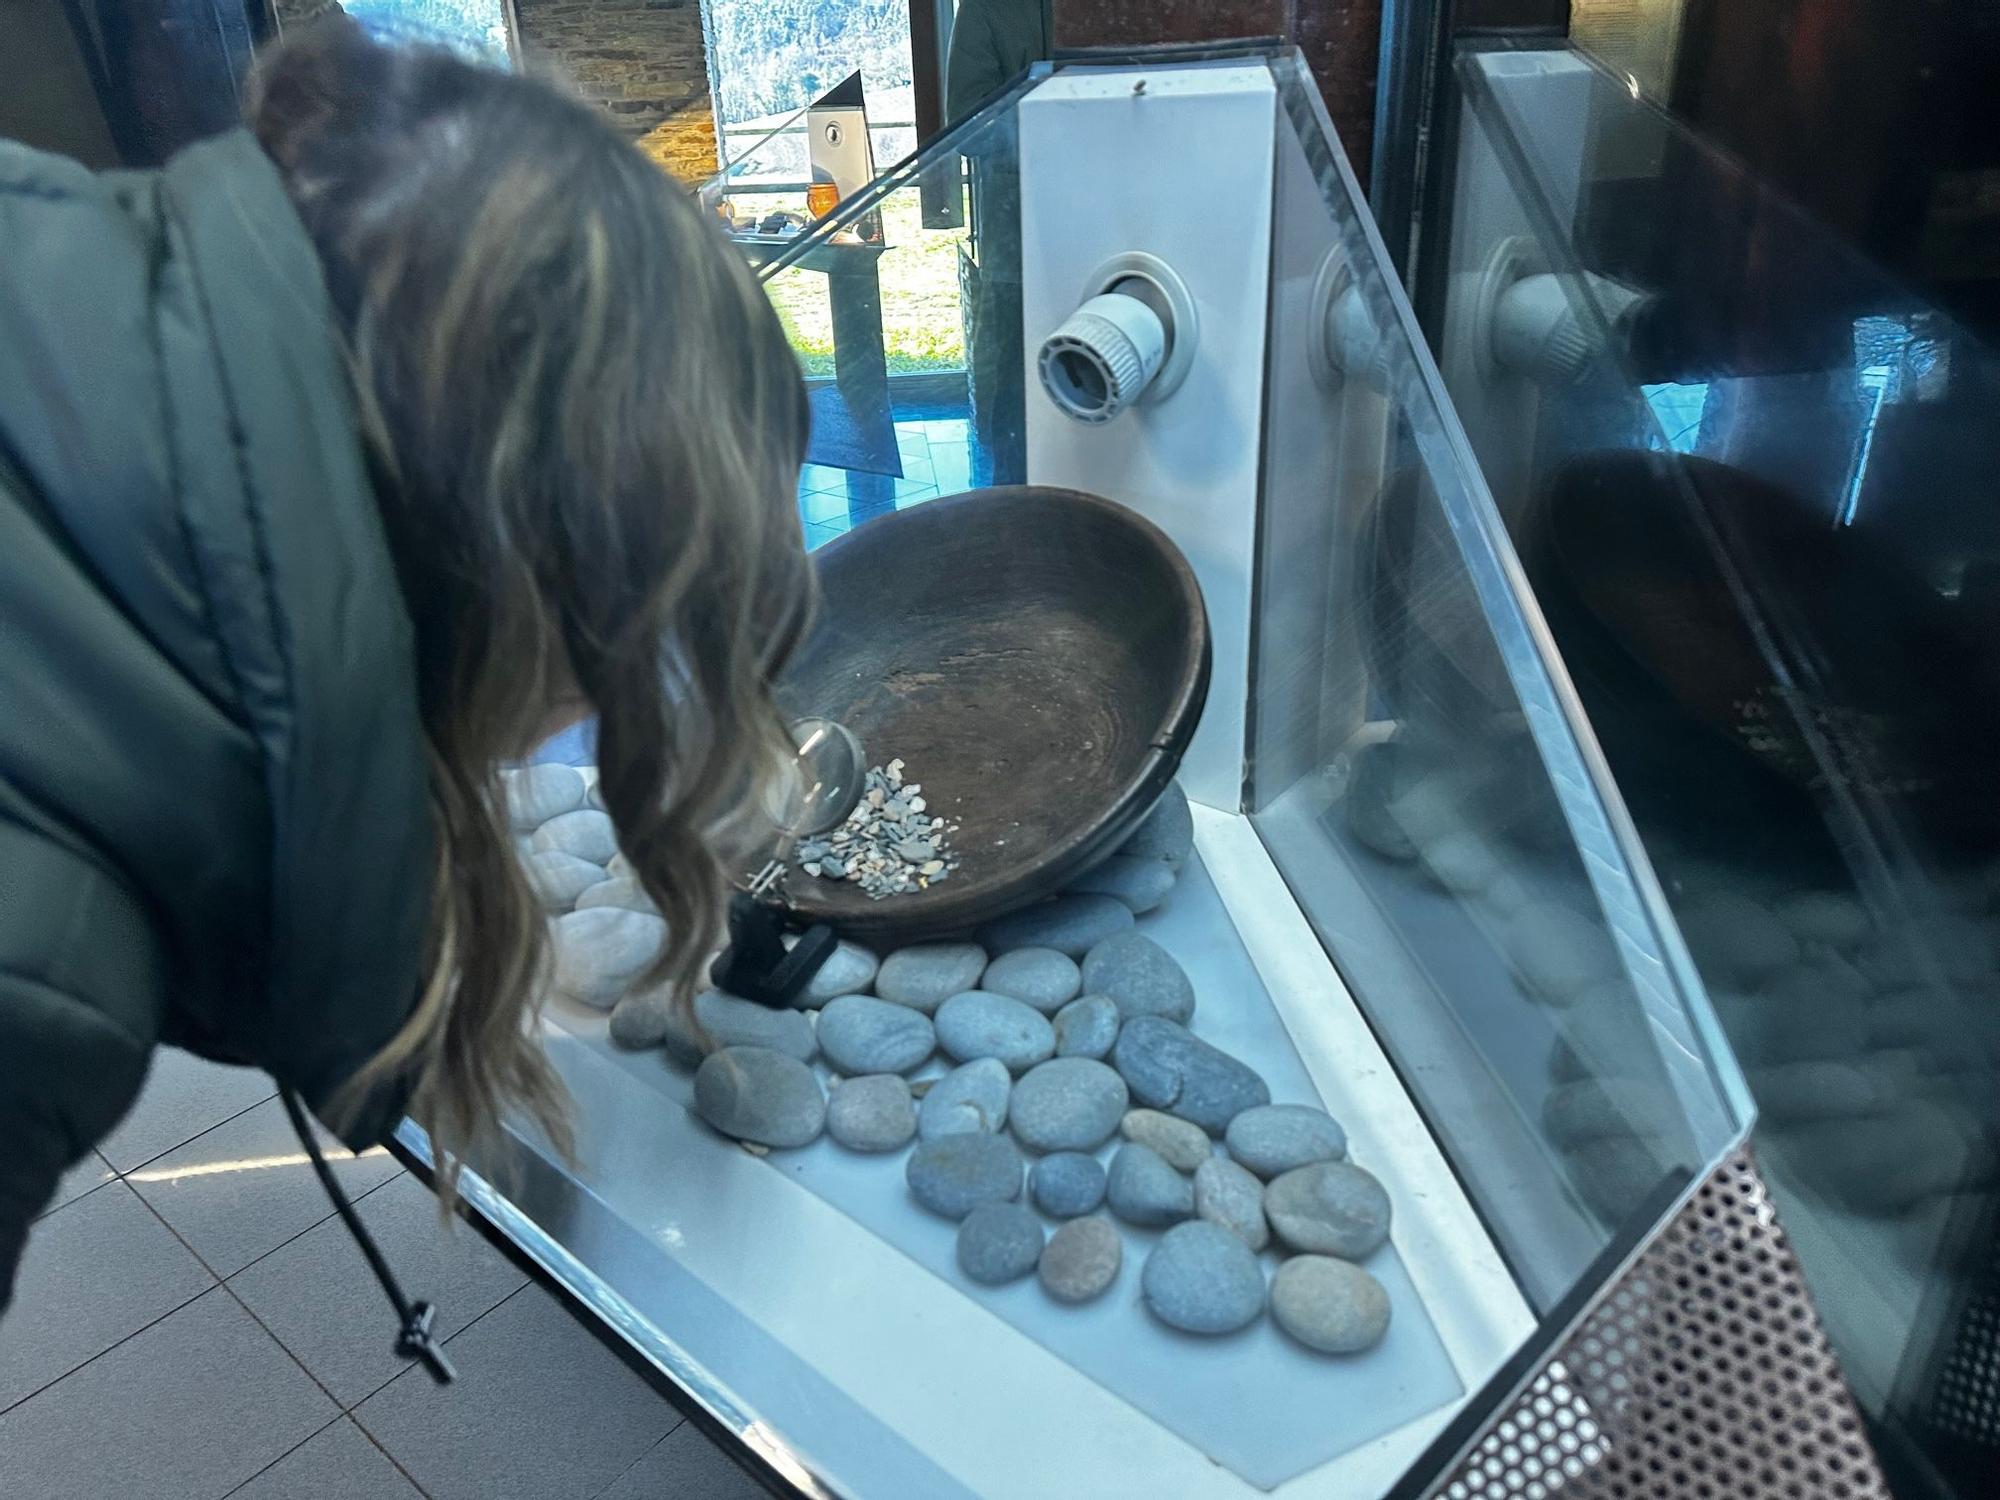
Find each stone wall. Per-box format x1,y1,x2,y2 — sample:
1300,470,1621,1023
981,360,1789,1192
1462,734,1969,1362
513,0,719,182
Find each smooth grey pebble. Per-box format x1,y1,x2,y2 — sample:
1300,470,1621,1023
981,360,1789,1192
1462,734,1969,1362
817,995,936,1075
1502,902,1619,1004
531,808,620,866
1105,1143,1194,1227
664,989,817,1068
508,763,587,832
875,943,989,1014
1030,1152,1108,1218
1120,1109,1212,1172
906,1133,1024,1219
1225,1104,1349,1178
956,1202,1044,1285
1119,781,1194,871
918,1058,1011,1140
573,876,656,914
528,850,605,913
693,1047,825,1149
1009,1058,1129,1152
1142,1221,1264,1335
1068,855,1177,915
552,906,666,1009
1270,1255,1391,1354
981,947,1082,1015
1052,994,1121,1060
980,894,1135,960
1265,1160,1392,1259
1039,1217,1122,1304
1195,1156,1270,1251
826,1075,918,1152
800,939,880,1008
935,991,1056,1074
1112,1017,1270,1134
1081,931,1195,1024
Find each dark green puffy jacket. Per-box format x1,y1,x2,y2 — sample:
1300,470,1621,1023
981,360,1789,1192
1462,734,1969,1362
0,129,432,1299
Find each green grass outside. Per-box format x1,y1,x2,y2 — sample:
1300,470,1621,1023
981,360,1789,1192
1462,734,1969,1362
761,190,968,378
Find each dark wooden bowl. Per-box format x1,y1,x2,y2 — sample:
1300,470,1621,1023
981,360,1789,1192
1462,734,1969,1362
771,486,1210,944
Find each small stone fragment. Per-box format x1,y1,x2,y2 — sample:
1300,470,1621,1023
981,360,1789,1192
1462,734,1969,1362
693,1047,826,1149
1270,1256,1391,1354
1082,932,1196,1024
551,906,666,1010
507,763,587,832
1142,1221,1264,1335
1105,1143,1194,1227
1039,1217,1122,1304
981,948,1083,1014
528,850,606,913
1112,1017,1271,1134
1068,855,1177,915
935,991,1057,1074
1009,1059,1129,1152
875,943,989,1014
1265,1161,1392,1259
817,995,936,1075
826,1075,918,1152
1224,1104,1349,1178
664,989,817,1068
957,1202,1045,1285
1030,1152,1108,1217
906,1133,1025,1219
1052,995,1121,1060
1119,781,1194,871
531,808,620,866
799,939,880,1008
980,894,1135,959
917,1058,1011,1139
1195,1157,1270,1251
1120,1109,1212,1172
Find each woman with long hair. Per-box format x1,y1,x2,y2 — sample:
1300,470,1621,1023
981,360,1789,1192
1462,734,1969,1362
0,21,811,1304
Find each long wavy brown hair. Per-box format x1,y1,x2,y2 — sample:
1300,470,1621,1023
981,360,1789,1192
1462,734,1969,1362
248,24,812,1195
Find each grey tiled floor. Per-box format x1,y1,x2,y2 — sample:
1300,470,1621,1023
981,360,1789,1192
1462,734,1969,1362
1,1049,775,1500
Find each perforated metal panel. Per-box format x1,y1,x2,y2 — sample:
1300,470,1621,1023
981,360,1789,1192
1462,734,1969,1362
1431,1148,1890,1500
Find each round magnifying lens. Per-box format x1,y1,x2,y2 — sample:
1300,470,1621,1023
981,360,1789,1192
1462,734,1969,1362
764,717,865,838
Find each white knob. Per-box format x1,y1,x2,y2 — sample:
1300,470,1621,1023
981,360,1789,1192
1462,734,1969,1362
1491,271,1648,384
1038,287,1171,424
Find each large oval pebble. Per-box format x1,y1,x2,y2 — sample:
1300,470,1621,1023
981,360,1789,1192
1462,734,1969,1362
1195,1157,1270,1251
1105,1143,1193,1227
1265,1161,1391,1258
573,876,657,914
1775,890,1871,952
1068,855,1176,915
801,940,880,1008
1053,995,1121,1060
693,1047,825,1149
1031,1152,1108,1217
552,906,666,1009
664,989,817,1067
980,895,1134,960
875,943,988,1014
1120,1109,1212,1172
826,1075,917,1152
528,851,606,913
531,808,620,866
1271,1256,1391,1354
1677,894,1798,988
1225,1104,1348,1178
1502,902,1618,1004
1009,1059,1128,1152
935,991,1056,1074
1142,1221,1264,1334
1112,1017,1270,1134
1039,1217,1122,1304
507,764,587,832
957,1202,1044,1285
981,948,1082,1014
907,1133,1024,1219
1082,932,1195,1024
917,1058,1011,1139
818,995,936,1075
1119,782,1194,870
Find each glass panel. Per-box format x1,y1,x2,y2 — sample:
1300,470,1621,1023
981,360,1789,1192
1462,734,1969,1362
702,0,916,171
1436,36,2000,1456
1248,53,1750,1316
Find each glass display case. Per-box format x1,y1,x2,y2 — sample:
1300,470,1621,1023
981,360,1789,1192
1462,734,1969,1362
419,47,1756,1499
1419,38,2000,1500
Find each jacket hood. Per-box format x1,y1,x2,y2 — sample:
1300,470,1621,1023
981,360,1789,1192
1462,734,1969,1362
0,130,432,1147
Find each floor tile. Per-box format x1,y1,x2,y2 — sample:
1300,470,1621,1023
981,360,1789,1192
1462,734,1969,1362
599,1422,774,1500
231,1173,527,1408
37,1150,115,1218
1,1180,214,1411
129,1095,401,1278
927,441,973,496
98,1047,276,1171
796,486,857,526
804,521,848,551
797,463,851,496
227,1417,420,1500
356,1284,678,1500
0,1287,336,1500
